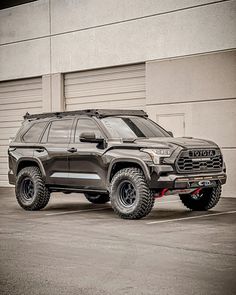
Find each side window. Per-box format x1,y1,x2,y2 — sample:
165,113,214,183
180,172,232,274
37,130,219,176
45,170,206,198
22,122,46,143
43,119,73,143
75,118,102,143
41,123,50,143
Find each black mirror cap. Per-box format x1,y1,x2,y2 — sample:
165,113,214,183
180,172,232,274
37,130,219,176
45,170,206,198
167,131,174,137
80,132,104,143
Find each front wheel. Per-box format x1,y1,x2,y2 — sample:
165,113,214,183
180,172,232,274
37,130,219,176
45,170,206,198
179,184,222,211
110,168,155,219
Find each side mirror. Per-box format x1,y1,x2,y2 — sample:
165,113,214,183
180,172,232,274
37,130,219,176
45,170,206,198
80,132,104,143
167,131,173,137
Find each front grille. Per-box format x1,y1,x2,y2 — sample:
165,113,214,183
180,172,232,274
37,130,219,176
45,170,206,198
176,149,223,173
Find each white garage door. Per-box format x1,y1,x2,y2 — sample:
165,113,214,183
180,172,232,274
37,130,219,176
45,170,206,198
64,64,145,111
0,77,42,186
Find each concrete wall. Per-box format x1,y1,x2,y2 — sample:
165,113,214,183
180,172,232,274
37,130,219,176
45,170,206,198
0,0,236,80
146,50,236,197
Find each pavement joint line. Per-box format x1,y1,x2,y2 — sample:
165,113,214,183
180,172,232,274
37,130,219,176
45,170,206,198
146,210,236,225
45,207,110,216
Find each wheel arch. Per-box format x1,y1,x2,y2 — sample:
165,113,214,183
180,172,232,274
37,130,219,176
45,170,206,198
107,158,150,186
16,158,46,180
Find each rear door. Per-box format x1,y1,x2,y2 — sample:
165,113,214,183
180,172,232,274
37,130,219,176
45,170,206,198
67,117,107,190
37,118,74,186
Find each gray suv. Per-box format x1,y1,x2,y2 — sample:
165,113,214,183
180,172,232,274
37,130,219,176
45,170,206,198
8,109,227,219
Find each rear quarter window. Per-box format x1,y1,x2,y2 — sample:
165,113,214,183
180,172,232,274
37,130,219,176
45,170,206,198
22,122,46,143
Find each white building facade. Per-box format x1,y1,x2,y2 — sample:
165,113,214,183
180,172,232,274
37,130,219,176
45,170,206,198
0,0,236,196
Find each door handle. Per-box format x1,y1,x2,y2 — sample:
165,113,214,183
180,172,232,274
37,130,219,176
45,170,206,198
35,148,44,153
67,147,77,153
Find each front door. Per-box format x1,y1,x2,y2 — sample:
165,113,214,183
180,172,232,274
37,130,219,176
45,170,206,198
67,117,107,190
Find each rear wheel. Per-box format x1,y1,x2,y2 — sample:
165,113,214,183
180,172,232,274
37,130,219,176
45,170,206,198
110,168,155,219
84,193,110,204
15,166,50,211
179,184,222,211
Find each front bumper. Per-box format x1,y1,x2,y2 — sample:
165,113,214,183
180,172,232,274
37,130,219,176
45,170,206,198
149,165,227,189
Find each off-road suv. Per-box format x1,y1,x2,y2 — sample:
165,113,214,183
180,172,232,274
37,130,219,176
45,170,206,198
8,109,227,219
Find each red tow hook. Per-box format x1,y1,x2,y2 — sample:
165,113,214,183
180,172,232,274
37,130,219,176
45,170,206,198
154,188,168,199
191,188,202,195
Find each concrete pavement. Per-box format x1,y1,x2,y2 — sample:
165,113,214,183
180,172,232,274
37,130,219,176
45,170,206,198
0,188,235,295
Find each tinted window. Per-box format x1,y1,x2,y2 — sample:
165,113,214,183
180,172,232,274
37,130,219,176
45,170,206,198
101,117,170,139
46,119,73,143
41,123,50,143
23,122,46,143
75,118,102,143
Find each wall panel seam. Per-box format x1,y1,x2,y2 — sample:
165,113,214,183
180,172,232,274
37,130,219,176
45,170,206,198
147,97,236,106
0,0,230,47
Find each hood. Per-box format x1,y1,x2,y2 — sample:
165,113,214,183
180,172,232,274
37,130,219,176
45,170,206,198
133,137,218,149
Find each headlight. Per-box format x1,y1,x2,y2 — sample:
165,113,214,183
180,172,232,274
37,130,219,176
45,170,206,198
141,148,172,164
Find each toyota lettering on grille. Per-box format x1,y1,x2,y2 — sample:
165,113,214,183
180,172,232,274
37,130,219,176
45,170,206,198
189,149,216,158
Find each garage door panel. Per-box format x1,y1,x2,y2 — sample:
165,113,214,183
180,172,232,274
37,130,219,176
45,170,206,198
1,127,19,137
0,121,23,128
0,107,41,117
0,161,8,171
0,139,9,146
66,91,146,106
0,115,23,123
0,101,41,111
65,64,145,80
66,84,145,99
0,162,8,169
66,98,145,111
65,76,145,91
0,146,8,157
0,87,42,97
0,157,8,163
65,70,145,86
0,96,42,105
0,77,42,187
65,64,145,111
0,77,41,88
0,174,9,182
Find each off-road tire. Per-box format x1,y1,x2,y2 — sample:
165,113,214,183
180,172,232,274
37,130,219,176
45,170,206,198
15,166,50,211
179,184,222,211
84,193,110,204
110,168,155,219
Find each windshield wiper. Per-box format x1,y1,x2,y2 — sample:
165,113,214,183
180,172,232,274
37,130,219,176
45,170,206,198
123,137,147,143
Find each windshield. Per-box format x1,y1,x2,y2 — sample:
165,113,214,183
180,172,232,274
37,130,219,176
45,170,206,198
101,116,170,139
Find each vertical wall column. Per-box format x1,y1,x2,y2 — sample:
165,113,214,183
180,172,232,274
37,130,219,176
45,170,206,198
42,73,64,112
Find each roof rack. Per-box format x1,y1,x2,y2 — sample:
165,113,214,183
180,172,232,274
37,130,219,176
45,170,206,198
23,109,148,120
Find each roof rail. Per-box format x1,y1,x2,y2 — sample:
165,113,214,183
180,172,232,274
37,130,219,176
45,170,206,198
23,109,148,120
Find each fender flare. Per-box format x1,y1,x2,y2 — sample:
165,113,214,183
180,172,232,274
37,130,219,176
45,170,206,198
16,157,46,181
106,157,151,186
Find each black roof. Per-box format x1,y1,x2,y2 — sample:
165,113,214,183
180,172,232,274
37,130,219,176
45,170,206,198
24,109,148,121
